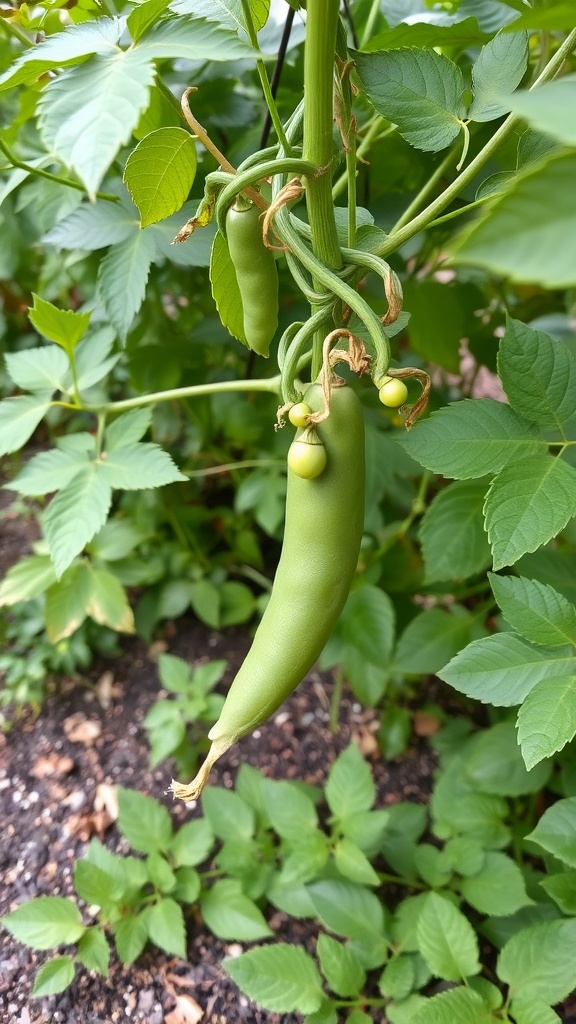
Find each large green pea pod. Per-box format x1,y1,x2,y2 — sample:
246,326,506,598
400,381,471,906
226,201,279,357
172,382,365,801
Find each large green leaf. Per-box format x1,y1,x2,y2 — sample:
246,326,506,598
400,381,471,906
38,51,156,198
460,852,532,916
463,721,550,797
416,892,480,981
98,229,158,339
44,199,139,250
497,918,576,1003
306,879,385,940
223,944,323,1015
420,478,491,583
85,567,135,633
393,607,475,675
1,896,85,950
527,798,576,868
146,898,186,958
316,934,366,998
28,294,91,354
6,446,89,496
97,442,186,489
200,879,273,941
484,455,576,569
438,633,576,706
44,562,93,642
353,48,465,152
489,574,576,647
167,0,269,33
124,128,197,227
517,676,576,769
32,956,76,997
0,17,122,90
498,318,576,429
0,555,57,607
117,787,173,853
469,29,528,122
398,399,543,480
135,16,256,61
504,75,576,146
210,229,246,346
325,744,376,820
411,987,493,1024
4,345,70,394
453,151,576,287
366,18,488,52
43,464,112,578
0,394,52,457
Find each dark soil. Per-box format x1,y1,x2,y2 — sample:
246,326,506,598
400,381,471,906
2,489,576,1024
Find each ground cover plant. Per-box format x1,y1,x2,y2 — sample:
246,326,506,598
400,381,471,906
1,0,576,1020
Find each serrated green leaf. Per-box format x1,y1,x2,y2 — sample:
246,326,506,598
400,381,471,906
173,866,201,904
44,562,93,642
43,465,112,578
124,128,197,227
38,51,155,198
413,844,452,888
439,632,576,707
105,407,152,451
334,839,380,887
411,986,492,1024
167,0,269,33
498,318,576,429
420,478,491,583
504,75,576,147
325,743,375,819
146,897,185,958
5,345,70,394
340,585,395,666
489,574,576,647
117,787,173,853
453,151,576,288
74,858,118,906
469,29,528,122
306,879,385,940
73,327,118,391
263,779,317,840
32,956,76,997
366,17,488,52
0,555,56,607
539,871,576,915
98,442,186,489
379,954,416,1001
464,722,550,797
393,607,475,675
224,944,323,1014
6,446,88,497
135,16,256,61
210,229,247,346
114,913,148,965
0,17,122,90
127,0,171,41
280,831,329,886
497,918,576,1003
44,199,139,250
98,229,158,340
85,567,135,633
398,399,543,480
485,455,576,569
353,48,465,152
460,852,532,916
28,294,91,355
386,994,428,1024
2,896,85,950
317,933,366,998
200,879,273,941
526,797,576,868
202,787,255,843
510,1000,561,1024
76,928,110,976
416,892,480,981
0,394,51,457
339,810,389,859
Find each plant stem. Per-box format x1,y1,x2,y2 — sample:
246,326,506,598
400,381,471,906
0,139,119,202
81,375,281,414
0,16,33,46
332,118,394,200
329,667,344,734
302,0,342,270
187,458,285,478
380,26,576,257
240,0,291,154
359,0,381,48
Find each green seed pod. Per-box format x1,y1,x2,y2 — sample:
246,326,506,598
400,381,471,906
171,382,365,801
226,202,279,357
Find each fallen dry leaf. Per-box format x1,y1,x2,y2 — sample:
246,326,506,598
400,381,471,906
413,712,441,737
30,753,75,779
352,724,380,758
95,671,115,709
63,713,102,746
164,995,203,1024
94,782,119,823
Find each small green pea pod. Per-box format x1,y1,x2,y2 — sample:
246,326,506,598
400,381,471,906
171,382,365,801
225,202,279,357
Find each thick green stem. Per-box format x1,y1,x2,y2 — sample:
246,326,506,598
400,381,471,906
302,0,342,270
240,0,291,153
